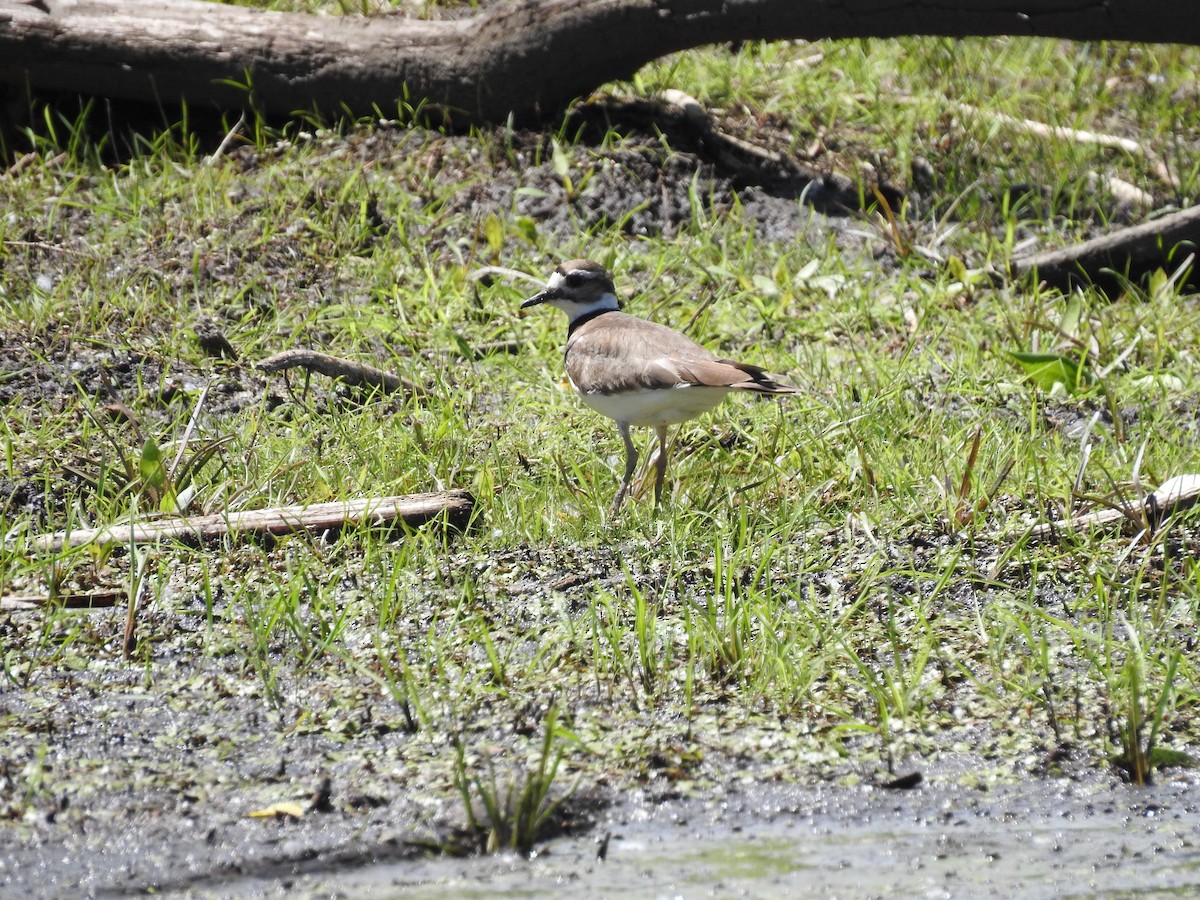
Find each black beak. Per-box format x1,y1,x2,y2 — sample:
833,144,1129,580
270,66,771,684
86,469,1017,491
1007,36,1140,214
521,289,553,309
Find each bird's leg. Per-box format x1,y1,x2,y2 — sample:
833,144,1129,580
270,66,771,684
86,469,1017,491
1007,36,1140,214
653,425,669,507
611,422,638,513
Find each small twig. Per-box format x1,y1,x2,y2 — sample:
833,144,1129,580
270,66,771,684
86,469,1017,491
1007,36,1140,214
679,289,719,336
206,112,246,165
3,151,67,177
258,349,424,396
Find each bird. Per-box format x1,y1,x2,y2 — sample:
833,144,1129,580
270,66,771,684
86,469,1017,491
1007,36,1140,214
521,259,797,513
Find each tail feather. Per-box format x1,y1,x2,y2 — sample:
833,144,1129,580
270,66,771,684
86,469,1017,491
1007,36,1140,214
718,358,798,394
734,378,798,395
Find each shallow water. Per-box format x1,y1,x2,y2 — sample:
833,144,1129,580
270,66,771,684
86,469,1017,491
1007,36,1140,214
193,775,1200,899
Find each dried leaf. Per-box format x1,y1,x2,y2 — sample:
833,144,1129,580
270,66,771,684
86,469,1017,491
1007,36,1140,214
247,801,304,819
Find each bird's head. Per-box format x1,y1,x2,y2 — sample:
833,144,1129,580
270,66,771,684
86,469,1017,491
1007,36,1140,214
522,259,621,322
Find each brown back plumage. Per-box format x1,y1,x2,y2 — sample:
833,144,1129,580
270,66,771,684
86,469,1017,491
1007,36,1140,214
566,311,796,396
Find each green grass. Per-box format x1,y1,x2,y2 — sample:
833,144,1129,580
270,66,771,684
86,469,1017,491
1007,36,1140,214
3,34,1200,846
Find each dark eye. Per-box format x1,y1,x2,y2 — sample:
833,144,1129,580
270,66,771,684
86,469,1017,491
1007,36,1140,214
565,273,584,288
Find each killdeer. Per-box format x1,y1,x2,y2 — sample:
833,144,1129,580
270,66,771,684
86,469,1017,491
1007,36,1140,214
522,259,796,512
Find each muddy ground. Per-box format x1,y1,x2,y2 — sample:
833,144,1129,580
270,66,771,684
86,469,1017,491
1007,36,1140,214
2,81,1198,896
6,745,1200,895
202,775,1200,898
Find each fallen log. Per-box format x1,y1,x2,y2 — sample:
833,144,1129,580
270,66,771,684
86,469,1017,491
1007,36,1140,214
32,490,476,551
1,0,1199,127
1011,204,1200,292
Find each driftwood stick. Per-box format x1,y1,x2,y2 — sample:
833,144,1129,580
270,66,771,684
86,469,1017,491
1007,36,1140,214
32,490,476,551
1011,203,1200,291
1020,474,1200,542
950,101,1179,191
258,349,424,396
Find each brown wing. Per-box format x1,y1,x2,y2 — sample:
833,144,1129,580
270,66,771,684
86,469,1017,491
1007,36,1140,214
566,312,796,394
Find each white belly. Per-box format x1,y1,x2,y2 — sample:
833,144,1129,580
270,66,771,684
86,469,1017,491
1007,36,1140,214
574,382,731,427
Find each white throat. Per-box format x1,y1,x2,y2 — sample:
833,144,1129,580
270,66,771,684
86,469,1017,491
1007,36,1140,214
554,291,620,325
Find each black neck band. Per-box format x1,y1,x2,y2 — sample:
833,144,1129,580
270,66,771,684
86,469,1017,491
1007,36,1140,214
567,308,614,337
